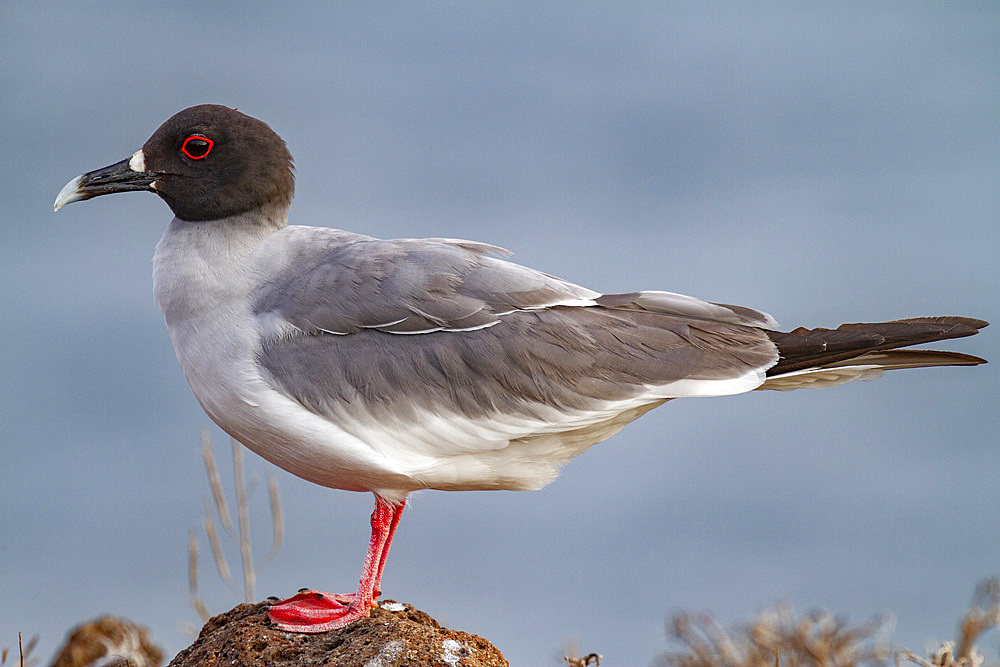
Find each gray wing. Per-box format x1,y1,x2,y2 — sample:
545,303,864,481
245,231,986,493
255,235,602,335
253,232,778,431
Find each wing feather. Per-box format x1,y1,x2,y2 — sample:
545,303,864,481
251,229,777,461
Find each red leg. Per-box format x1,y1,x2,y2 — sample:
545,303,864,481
372,497,405,597
267,494,406,632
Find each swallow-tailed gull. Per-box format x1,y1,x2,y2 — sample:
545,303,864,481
54,104,987,632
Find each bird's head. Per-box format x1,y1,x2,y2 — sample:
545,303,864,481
54,104,294,221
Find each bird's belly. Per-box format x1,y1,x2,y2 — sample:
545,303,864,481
165,310,412,498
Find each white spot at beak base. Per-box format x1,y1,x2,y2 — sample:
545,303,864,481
128,149,146,173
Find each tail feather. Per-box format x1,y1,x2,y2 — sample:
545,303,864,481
760,316,987,391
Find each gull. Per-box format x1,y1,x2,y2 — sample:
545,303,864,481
55,104,987,632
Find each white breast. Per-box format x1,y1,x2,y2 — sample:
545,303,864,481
151,217,414,499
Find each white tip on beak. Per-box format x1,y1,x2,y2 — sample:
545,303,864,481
54,175,83,212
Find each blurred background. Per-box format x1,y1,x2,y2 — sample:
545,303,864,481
2,3,997,664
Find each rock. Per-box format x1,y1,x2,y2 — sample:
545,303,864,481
168,599,508,667
51,616,163,667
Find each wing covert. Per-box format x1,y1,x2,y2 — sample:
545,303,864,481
253,232,599,336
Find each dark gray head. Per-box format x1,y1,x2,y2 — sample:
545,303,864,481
55,104,295,221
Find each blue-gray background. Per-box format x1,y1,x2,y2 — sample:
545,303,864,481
2,4,997,664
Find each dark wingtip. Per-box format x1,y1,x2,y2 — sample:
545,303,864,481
891,316,989,335
768,315,989,375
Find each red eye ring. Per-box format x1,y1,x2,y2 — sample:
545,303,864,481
181,135,214,160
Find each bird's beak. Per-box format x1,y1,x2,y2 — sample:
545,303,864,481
54,150,156,212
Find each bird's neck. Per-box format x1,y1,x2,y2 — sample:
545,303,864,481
152,209,287,330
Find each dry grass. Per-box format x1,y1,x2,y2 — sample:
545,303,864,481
564,652,602,666
898,578,999,667
0,634,38,667
651,578,999,667
186,430,284,625
657,603,893,666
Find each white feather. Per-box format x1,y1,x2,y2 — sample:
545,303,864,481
760,365,887,391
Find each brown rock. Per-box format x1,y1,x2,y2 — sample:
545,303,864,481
51,616,163,667
168,600,508,667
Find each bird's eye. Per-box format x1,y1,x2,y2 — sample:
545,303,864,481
181,135,214,160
